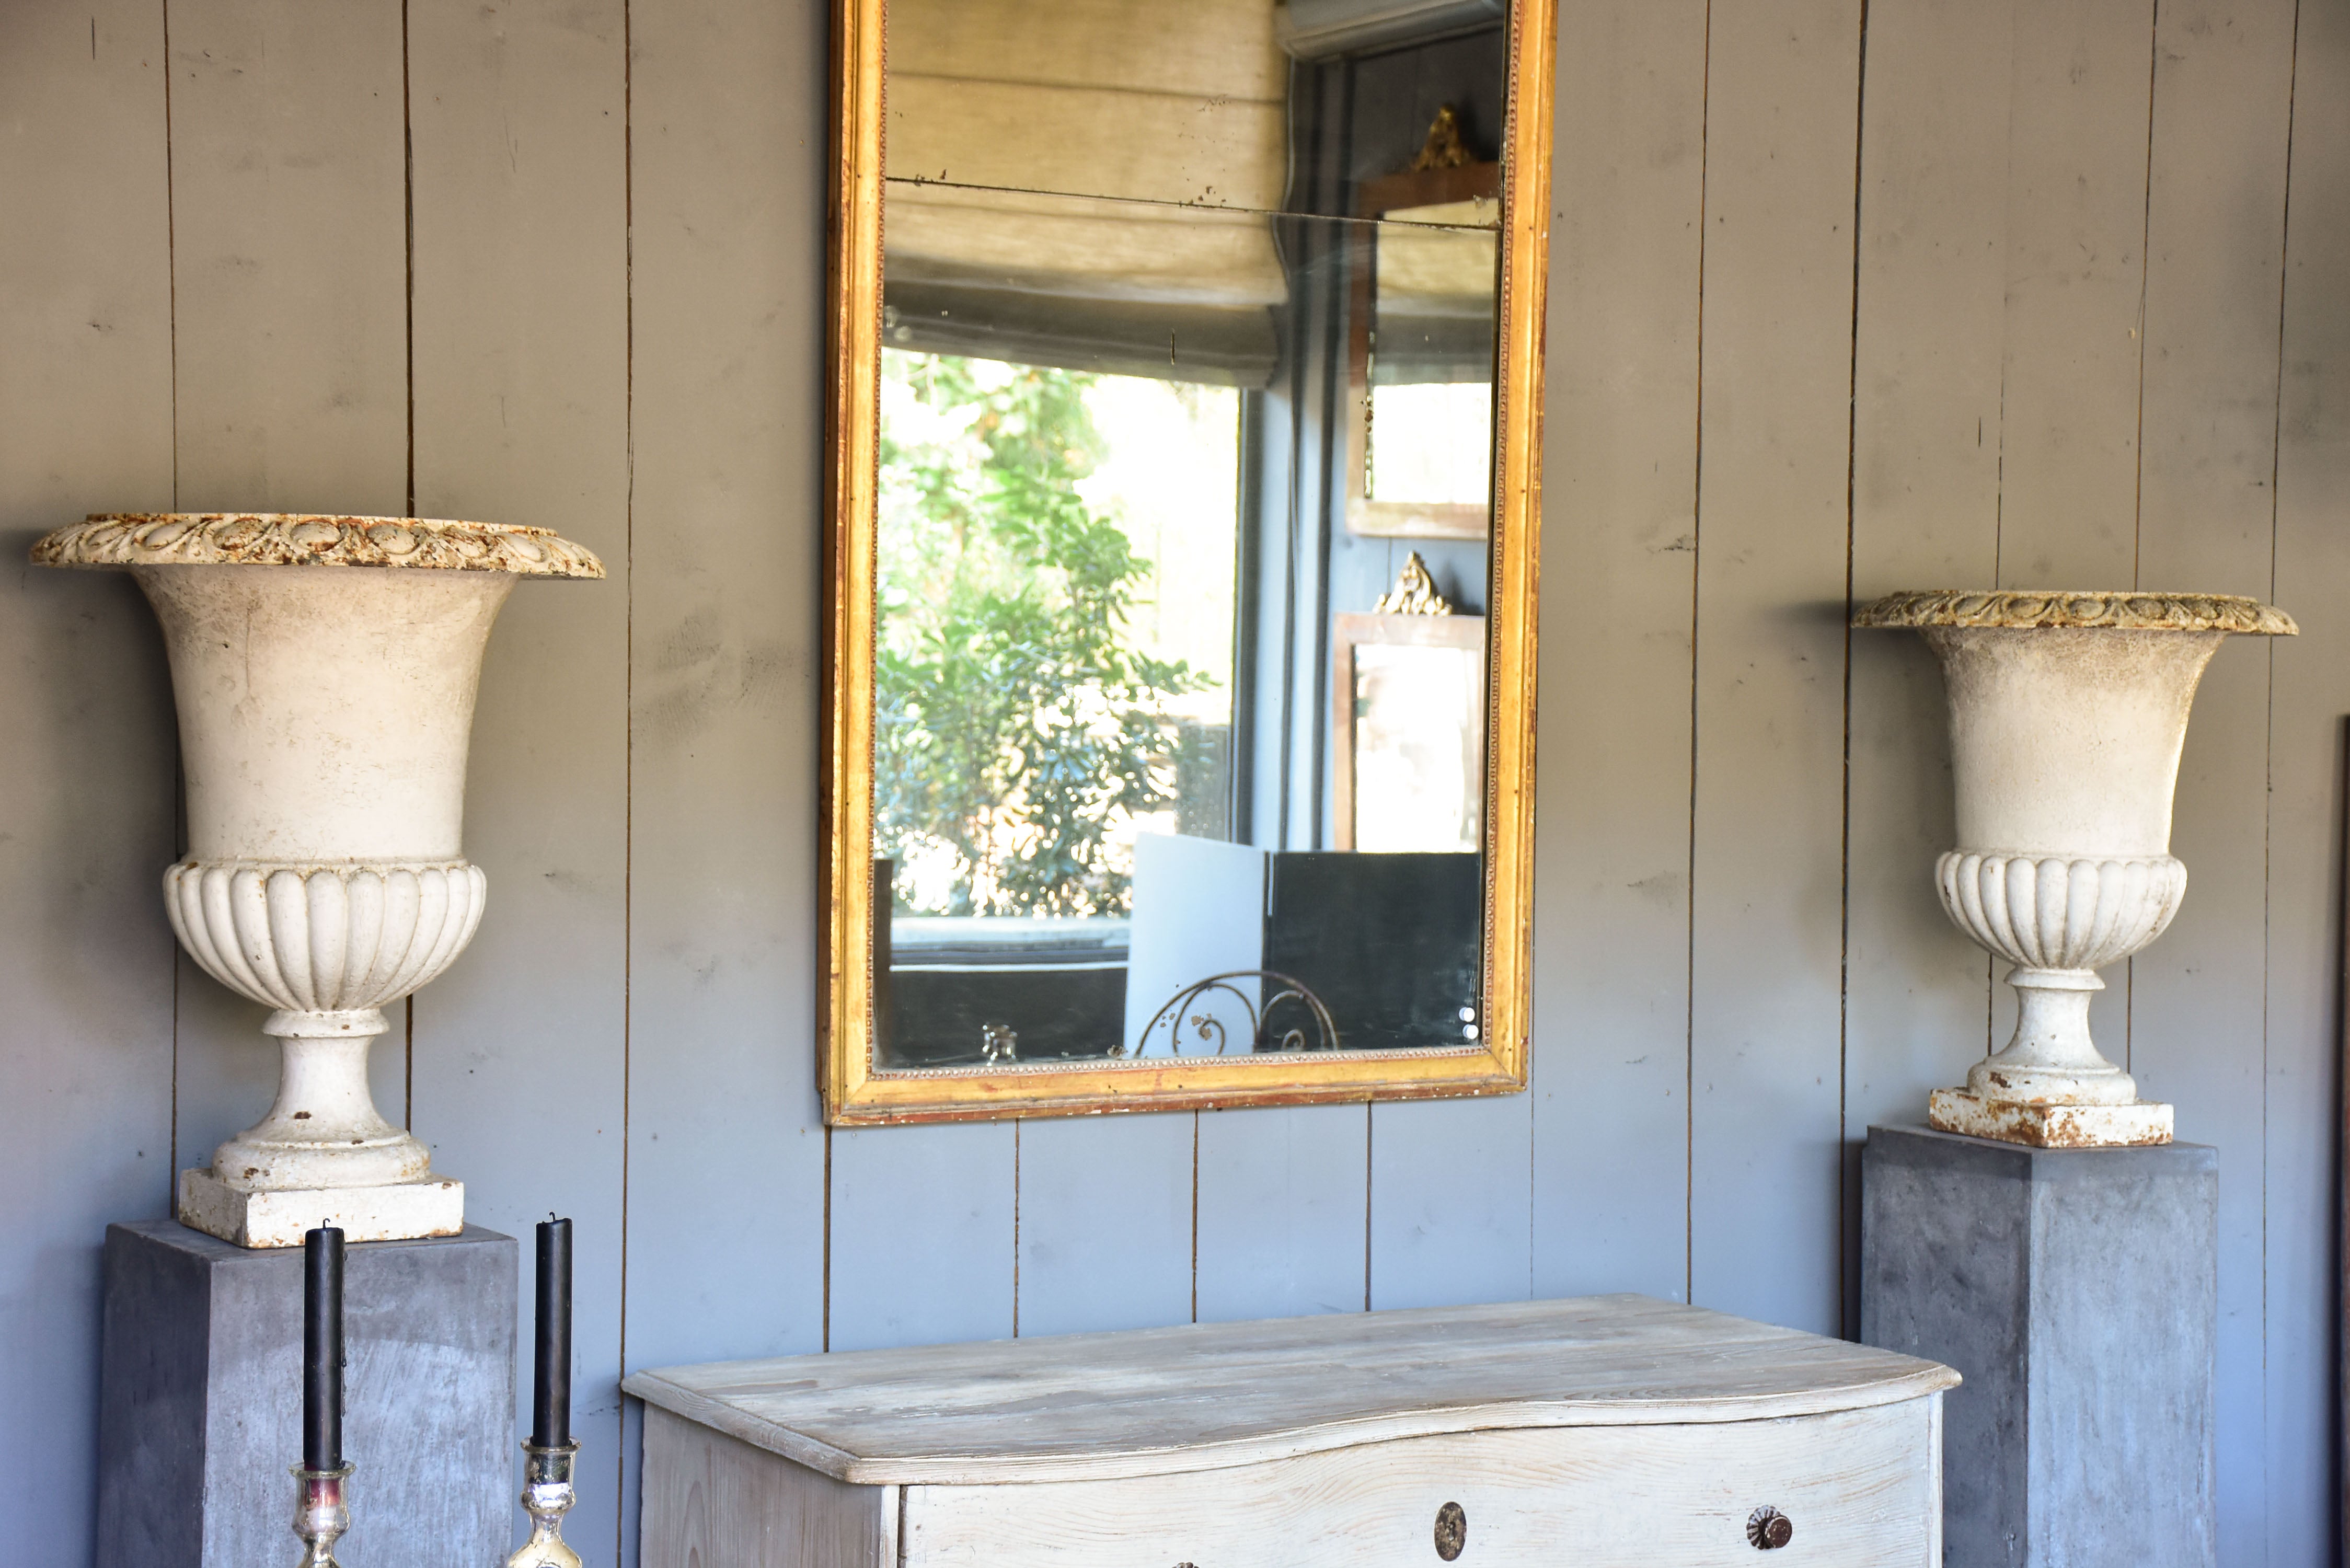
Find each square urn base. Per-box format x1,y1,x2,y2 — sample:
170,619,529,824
1927,1088,2173,1148
1860,1125,2216,1568
178,1166,465,1248
98,1220,516,1568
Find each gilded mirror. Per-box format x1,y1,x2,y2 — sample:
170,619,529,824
823,0,1552,1121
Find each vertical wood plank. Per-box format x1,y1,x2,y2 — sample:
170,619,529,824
830,1123,1016,1350
1984,0,2160,1066
1526,0,1706,1305
1991,0,2157,586
1354,17,1538,1310
401,0,631,1552
1017,1113,1195,1336
2268,0,2350,1555
2125,3,2298,1559
167,0,409,512
0,4,177,1556
163,0,413,1220
1194,1105,1367,1322
624,0,831,1407
1686,0,1862,1337
1368,1094,1531,1310
1842,0,2012,1329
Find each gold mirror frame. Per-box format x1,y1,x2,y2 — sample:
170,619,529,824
821,0,1554,1124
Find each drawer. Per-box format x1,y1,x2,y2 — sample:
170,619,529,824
901,1397,1941,1568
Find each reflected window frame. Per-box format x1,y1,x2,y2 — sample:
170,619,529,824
819,0,1556,1124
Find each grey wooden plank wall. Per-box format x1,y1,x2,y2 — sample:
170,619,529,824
0,1,2342,1564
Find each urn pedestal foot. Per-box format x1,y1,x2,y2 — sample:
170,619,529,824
177,1168,466,1249
1926,1088,2173,1149
171,1004,469,1246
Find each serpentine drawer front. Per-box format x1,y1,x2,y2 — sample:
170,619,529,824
625,1294,1956,1568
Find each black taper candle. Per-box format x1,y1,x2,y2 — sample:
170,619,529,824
303,1227,344,1472
531,1218,572,1448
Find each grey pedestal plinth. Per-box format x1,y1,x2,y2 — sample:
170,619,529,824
97,1219,517,1568
1860,1124,2217,1568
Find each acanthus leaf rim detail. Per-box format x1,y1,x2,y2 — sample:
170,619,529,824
31,513,605,578
1852,588,2296,636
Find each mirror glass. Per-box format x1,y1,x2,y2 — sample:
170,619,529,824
870,0,1507,1071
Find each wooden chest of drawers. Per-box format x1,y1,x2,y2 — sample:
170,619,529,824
625,1294,1955,1567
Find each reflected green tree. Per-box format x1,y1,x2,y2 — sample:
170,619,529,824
877,352,1206,917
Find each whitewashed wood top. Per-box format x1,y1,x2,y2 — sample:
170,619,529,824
623,1293,1957,1485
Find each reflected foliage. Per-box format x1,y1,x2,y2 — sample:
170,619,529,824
877,352,1206,917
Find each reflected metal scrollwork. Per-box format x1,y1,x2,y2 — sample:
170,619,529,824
1124,971,1342,1058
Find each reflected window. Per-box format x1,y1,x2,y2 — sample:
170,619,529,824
1368,383,1493,507
1367,197,1498,511
875,351,1240,917
1351,640,1483,852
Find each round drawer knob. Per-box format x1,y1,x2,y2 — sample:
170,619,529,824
1434,1500,1467,1560
1746,1506,1794,1550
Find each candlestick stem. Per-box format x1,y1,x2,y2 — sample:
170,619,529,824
504,1441,582,1568
290,1464,352,1568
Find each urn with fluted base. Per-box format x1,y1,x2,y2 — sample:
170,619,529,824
1855,590,2295,1147
34,513,602,1243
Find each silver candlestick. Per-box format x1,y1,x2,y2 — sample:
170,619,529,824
291,1464,353,1567
505,1441,583,1568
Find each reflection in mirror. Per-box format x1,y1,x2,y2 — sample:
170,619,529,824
1366,211,1497,510
868,0,1508,1075
1350,109,1502,538
1334,562,1486,855
885,0,1288,211
1351,638,1482,844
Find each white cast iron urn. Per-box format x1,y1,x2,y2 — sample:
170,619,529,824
33,513,602,1244
1854,590,2296,1147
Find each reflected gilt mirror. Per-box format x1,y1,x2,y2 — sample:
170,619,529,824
823,0,1553,1121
